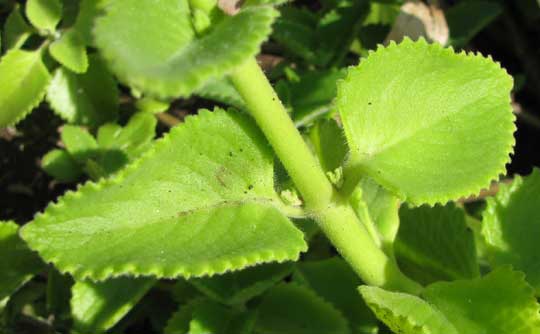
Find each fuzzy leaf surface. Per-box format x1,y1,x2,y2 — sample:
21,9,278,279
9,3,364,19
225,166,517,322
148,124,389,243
255,283,350,334
482,169,540,293
21,110,307,280
360,285,458,334
49,29,88,73
25,0,62,31
0,49,50,127
46,55,118,126
71,277,155,333
94,1,277,98
337,38,515,205
0,222,44,302
423,267,540,334
396,203,479,285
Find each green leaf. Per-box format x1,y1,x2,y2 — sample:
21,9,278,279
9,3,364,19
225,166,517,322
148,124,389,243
446,1,502,48
94,1,278,98
46,55,118,126
42,148,83,182
25,0,62,31
423,267,540,334
73,0,108,46
272,7,318,63
21,110,307,280
256,283,350,334
195,78,247,111
286,69,346,126
61,125,98,163
0,221,44,302
0,49,51,127
308,118,347,173
97,112,157,160
482,169,540,293
3,5,34,51
337,38,515,205
135,97,170,114
49,29,88,73
189,300,255,334
165,299,200,334
395,203,479,285
359,285,458,334
166,298,255,334
71,277,155,333
294,258,378,334
353,177,400,250
190,262,293,306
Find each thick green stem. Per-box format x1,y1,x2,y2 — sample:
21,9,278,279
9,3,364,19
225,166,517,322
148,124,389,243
230,58,422,294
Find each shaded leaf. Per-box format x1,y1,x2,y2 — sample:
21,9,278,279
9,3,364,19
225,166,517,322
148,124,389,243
294,258,378,334
3,5,33,51
482,169,540,293
41,148,83,182
0,222,44,302
190,262,293,305
446,1,502,48
71,277,155,333
395,203,479,285
255,283,350,334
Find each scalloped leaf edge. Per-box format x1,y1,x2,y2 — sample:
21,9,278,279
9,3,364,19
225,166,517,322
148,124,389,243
338,37,515,206
21,109,307,281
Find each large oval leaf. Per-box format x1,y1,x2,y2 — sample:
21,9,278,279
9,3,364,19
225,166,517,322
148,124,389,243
21,110,306,280
337,38,515,205
94,0,277,98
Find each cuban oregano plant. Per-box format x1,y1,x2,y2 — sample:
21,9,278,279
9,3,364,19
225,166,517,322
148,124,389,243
2,0,540,333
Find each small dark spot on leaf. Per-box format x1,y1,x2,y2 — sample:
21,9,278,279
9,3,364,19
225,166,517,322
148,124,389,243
248,184,254,190
368,102,372,105
229,151,233,157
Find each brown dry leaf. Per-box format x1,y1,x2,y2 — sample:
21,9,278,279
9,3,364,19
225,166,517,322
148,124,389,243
386,0,449,45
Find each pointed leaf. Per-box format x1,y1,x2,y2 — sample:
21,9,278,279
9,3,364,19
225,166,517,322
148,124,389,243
446,1,502,48
21,110,307,280
359,285,458,334
337,38,515,205
25,0,62,31
71,277,155,333
294,258,378,334
0,221,44,302
0,49,50,127
46,55,118,126
49,29,88,73
190,262,293,305
94,1,278,98
395,203,479,285
255,284,350,334
482,168,540,293
423,267,540,334
3,5,34,51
